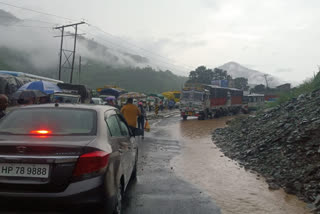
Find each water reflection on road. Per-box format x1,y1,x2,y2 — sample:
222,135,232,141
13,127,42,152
170,116,310,214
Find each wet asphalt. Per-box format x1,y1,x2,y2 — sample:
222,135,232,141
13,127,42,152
0,115,221,214
123,116,221,214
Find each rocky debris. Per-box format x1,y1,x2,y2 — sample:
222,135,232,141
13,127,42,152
212,89,320,213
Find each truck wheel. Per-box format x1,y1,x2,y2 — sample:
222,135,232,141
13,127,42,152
198,113,205,120
182,115,188,120
214,110,220,118
204,110,209,120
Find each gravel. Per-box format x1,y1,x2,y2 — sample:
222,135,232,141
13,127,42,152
212,88,320,213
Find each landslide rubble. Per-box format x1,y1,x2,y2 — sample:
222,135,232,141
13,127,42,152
212,89,320,213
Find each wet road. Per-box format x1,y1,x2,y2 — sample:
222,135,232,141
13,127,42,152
0,114,311,214
123,115,221,214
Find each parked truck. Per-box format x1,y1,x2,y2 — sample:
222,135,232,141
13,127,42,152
54,83,91,104
180,84,244,120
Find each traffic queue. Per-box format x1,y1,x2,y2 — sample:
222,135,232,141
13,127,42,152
0,77,179,213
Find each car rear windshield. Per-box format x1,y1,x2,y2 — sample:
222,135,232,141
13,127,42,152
53,95,80,103
0,108,97,135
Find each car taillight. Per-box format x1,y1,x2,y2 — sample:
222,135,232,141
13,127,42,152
30,130,52,135
73,151,109,177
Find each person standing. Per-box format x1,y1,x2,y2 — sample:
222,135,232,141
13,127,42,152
137,102,146,139
121,98,141,131
160,100,164,111
0,94,8,120
147,101,152,112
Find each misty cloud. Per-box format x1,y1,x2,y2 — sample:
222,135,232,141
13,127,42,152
276,68,294,73
1,0,320,83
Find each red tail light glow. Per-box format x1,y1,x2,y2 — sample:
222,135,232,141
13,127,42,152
73,151,109,177
30,130,52,135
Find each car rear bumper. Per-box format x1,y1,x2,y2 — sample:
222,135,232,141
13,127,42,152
0,176,105,205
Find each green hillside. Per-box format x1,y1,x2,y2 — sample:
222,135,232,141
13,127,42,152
0,47,187,93
79,62,187,93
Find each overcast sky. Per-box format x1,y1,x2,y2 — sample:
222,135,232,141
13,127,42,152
1,0,320,82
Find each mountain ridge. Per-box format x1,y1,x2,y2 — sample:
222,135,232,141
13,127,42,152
219,61,285,87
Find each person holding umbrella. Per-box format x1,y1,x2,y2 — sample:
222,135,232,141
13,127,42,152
12,90,47,106
105,96,120,109
0,94,8,120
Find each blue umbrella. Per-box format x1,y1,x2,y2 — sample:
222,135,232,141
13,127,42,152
18,81,62,94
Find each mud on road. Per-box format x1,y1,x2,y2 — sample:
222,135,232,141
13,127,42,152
170,116,311,214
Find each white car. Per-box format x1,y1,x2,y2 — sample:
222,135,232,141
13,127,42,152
91,97,104,105
53,93,81,104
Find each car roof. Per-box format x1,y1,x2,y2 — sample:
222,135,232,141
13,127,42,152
54,93,80,97
18,103,116,112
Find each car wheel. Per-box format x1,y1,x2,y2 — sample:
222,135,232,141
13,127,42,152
113,182,123,214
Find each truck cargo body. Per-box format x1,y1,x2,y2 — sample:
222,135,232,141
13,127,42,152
180,84,244,120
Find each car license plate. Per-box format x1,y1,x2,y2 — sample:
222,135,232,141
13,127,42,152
0,163,50,178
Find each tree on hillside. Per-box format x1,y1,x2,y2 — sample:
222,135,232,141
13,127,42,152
187,66,231,84
212,68,232,80
251,84,266,93
188,66,212,84
234,77,249,91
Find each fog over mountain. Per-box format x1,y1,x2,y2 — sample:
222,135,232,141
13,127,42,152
0,9,290,89
0,9,188,92
219,62,285,87
0,9,171,73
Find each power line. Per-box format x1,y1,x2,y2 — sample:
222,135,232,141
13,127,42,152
0,12,60,26
83,28,191,73
90,25,194,71
6,25,52,28
0,1,193,73
23,19,58,25
0,1,76,21
82,29,188,73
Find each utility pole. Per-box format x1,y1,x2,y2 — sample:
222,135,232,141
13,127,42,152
78,56,82,84
69,24,78,84
263,74,269,88
54,22,85,83
58,27,64,80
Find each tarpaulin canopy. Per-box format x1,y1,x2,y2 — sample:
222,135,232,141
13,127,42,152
100,88,123,98
148,93,164,99
0,74,28,96
119,92,147,99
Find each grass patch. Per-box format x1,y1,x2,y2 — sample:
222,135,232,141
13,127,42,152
265,72,320,108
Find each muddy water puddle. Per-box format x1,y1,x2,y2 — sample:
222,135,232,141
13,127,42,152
169,116,310,214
